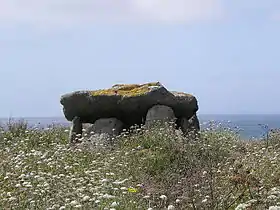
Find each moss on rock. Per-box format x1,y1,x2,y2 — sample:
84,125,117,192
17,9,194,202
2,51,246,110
90,82,162,97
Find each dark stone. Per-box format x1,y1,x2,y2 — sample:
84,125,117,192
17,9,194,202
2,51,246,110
60,82,199,131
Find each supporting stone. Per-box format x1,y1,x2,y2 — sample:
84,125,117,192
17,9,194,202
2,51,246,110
83,118,124,146
180,114,200,138
145,105,176,128
85,118,123,136
69,116,82,144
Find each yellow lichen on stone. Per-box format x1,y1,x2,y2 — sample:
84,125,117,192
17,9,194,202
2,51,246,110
90,82,161,97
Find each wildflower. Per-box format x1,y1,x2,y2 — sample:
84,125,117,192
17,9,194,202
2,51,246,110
269,206,280,210
70,200,79,206
113,179,128,185
175,199,181,203
160,195,167,200
111,201,119,207
235,203,251,210
82,196,90,202
168,205,175,210
9,197,17,202
101,178,109,183
202,199,208,203
102,194,115,199
128,187,138,193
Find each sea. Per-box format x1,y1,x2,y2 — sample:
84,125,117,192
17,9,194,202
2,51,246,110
1,114,280,140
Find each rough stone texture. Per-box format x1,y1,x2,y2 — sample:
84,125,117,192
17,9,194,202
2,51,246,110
145,105,176,128
82,123,93,132
60,82,199,131
179,114,200,136
84,118,123,136
69,116,82,143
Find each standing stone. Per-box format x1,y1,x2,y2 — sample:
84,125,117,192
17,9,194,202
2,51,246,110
69,116,82,144
180,114,200,137
85,118,123,136
145,105,176,128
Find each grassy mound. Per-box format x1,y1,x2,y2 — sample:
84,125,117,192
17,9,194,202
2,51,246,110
0,120,280,209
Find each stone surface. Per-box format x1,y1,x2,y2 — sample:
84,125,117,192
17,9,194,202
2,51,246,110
84,118,123,136
60,82,199,131
179,114,200,136
145,105,176,128
69,116,82,143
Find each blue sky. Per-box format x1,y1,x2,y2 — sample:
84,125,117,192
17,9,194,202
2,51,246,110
0,0,280,117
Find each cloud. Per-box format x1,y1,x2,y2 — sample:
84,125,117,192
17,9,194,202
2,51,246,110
0,0,223,28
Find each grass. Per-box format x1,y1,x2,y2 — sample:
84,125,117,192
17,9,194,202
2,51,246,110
0,120,280,209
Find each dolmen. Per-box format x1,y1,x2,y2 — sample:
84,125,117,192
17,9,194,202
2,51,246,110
60,82,200,144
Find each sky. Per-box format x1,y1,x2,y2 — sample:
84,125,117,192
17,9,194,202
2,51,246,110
1,0,280,117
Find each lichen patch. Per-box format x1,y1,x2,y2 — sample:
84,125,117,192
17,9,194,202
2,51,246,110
90,82,162,97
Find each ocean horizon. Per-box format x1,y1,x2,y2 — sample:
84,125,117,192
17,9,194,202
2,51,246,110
1,114,280,140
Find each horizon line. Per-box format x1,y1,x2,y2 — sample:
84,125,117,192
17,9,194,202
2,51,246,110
1,113,280,119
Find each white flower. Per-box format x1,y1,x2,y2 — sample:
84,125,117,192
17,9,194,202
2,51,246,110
102,194,115,199
168,205,175,210
202,199,208,203
70,200,79,206
19,174,25,179
113,179,128,185
9,197,17,202
160,195,167,200
82,196,90,202
147,208,153,210
235,203,251,210
269,206,280,210
110,201,119,207
268,195,277,200
101,178,109,183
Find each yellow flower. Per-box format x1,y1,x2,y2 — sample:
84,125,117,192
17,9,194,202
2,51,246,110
128,187,138,193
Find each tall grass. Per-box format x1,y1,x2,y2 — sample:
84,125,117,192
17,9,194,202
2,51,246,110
0,120,280,209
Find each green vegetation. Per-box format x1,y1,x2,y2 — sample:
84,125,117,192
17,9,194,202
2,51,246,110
0,120,280,209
